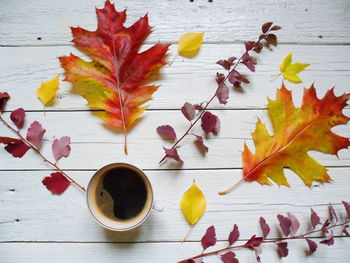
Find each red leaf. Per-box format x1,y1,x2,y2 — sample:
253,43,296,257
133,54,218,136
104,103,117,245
181,102,196,121
217,60,233,70
329,203,338,222
193,135,208,153
262,22,273,33
216,73,226,84
0,137,31,158
228,70,249,87
228,224,240,245
277,242,289,257
52,136,71,162
0,92,10,112
259,217,270,238
201,111,220,134
277,215,291,237
320,230,334,246
216,82,229,104
342,200,350,219
321,219,330,233
157,125,177,142
244,235,263,249
26,121,46,149
220,251,238,263
310,208,320,229
163,146,183,166
241,53,256,72
253,42,263,53
266,34,277,46
287,212,300,235
270,25,282,31
305,238,317,254
10,108,25,129
42,172,70,194
244,41,255,51
201,225,217,251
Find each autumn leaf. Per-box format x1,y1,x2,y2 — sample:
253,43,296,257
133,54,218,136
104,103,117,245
37,74,60,106
59,1,170,154
42,172,70,194
220,83,350,194
178,33,204,58
26,121,46,149
279,53,310,83
0,137,30,158
52,136,71,162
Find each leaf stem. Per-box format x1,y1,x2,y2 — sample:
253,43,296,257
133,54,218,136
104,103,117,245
0,115,86,193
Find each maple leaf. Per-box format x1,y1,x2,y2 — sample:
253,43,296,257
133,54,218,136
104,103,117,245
59,1,170,154
220,83,350,194
279,53,310,83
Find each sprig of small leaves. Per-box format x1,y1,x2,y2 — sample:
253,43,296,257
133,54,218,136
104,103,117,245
157,22,281,165
178,201,350,263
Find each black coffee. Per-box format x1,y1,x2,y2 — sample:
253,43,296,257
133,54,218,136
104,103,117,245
102,167,147,220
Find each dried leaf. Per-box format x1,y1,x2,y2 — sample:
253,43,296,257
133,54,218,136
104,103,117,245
181,180,206,225
42,172,70,194
277,242,289,257
163,146,183,166
228,224,240,245
305,238,317,254
287,212,300,235
279,53,310,83
201,111,220,134
10,108,25,129
259,217,270,238
0,92,10,112
0,137,30,158
193,135,208,153
26,121,46,149
37,74,60,105
201,225,216,251
277,215,292,237
178,33,204,58
157,125,177,142
311,209,321,230
181,102,196,121
52,136,71,162
220,251,238,263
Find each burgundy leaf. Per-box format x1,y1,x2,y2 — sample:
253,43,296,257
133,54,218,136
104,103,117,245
26,121,46,149
181,102,196,121
253,42,263,53
287,212,300,235
321,219,330,233
228,224,240,246
216,82,229,104
216,72,226,84
320,230,334,246
277,215,291,237
220,251,238,263
0,92,10,112
329,203,338,222
244,41,255,51
259,217,270,238
42,172,70,195
10,108,25,129
305,238,317,254
52,136,71,162
262,22,273,33
193,135,208,153
310,208,320,229
342,201,350,219
343,225,350,236
244,235,263,249
157,125,177,142
201,225,217,251
0,137,30,158
270,25,282,31
228,70,249,87
228,57,237,63
266,34,277,46
217,60,232,70
277,242,289,257
201,111,220,134
163,146,183,166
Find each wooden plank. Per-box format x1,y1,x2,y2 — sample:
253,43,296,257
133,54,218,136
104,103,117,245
0,110,349,170
1,0,350,46
1,44,349,111
0,168,349,242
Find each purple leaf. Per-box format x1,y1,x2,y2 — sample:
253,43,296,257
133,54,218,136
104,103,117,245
0,92,10,112
26,121,46,149
220,252,238,263
310,209,320,229
244,41,255,51
320,230,334,246
228,57,237,63
201,111,220,134
277,215,292,237
163,146,183,166
266,34,277,46
305,238,317,254
277,242,289,257
52,136,71,162
228,70,249,87
253,42,263,53
216,72,226,84
216,82,229,104
10,108,25,129
201,225,217,251
287,212,300,235
157,125,177,142
329,203,338,222
262,22,273,33
228,224,240,246
270,25,282,31
342,201,350,219
0,137,30,158
193,135,208,153
241,53,256,72
259,217,270,238
217,60,232,70
181,102,196,121
321,219,330,233
244,235,263,249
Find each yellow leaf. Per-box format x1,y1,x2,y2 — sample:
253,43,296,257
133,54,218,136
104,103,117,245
37,74,60,105
181,180,206,225
279,53,310,83
178,32,204,58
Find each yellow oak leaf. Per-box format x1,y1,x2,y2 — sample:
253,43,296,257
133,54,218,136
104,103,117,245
178,32,204,58
181,180,206,225
279,52,310,83
37,74,60,106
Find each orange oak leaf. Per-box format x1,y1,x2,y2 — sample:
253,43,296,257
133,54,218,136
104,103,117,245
59,1,170,154
220,83,350,194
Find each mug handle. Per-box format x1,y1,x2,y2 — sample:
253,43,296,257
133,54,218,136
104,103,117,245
152,201,164,212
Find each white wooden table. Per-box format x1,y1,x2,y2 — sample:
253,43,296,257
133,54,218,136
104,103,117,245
0,0,350,262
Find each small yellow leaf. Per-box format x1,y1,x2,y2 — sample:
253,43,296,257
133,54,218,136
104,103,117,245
178,32,204,58
279,53,310,83
37,74,60,105
181,180,206,225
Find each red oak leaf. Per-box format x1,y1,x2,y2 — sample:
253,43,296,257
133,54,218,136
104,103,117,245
0,92,10,112
0,137,30,158
193,135,208,153
26,121,46,149
163,146,183,166
287,212,300,235
157,125,177,142
310,208,320,229
201,225,217,251
52,136,71,162
42,172,70,195
305,238,317,254
181,102,196,121
59,1,170,154
277,215,292,237
201,111,220,134
10,108,25,129
259,217,270,238
228,224,239,246
220,251,238,263
342,201,350,219
277,242,289,257
320,230,334,246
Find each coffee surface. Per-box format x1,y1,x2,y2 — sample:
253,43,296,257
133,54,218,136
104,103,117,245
102,168,147,220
